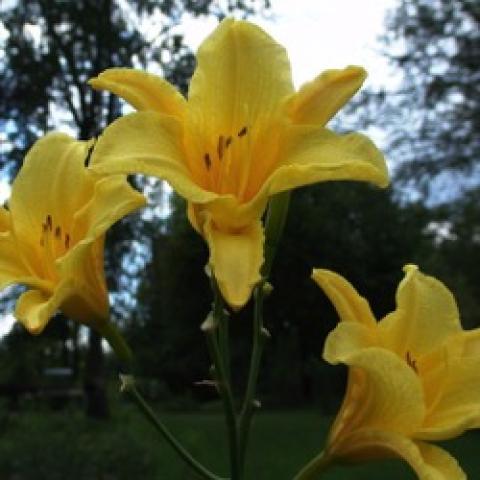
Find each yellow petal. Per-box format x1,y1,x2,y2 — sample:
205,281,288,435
71,175,146,245
89,68,187,119
255,127,389,199
287,66,367,126
379,265,462,356
188,18,294,136
419,347,480,440
203,217,264,309
91,111,217,204
57,240,109,325
0,231,50,291
15,281,74,334
0,207,10,231
328,348,425,437
312,268,377,327
332,431,465,480
9,133,94,275
323,322,378,365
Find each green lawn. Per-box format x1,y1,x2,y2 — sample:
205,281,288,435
0,403,478,479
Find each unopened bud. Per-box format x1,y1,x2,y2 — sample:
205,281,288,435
262,282,274,296
119,373,135,393
260,327,271,339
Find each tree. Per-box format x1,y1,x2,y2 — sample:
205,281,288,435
353,0,479,199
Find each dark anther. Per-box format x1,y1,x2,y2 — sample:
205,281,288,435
238,126,248,137
65,234,70,249
55,226,61,237
204,153,212,170
42,223,48,233
84,139,96,167
225,136,233,148
46,215,52,230
406,351,418,373
217,135,225,160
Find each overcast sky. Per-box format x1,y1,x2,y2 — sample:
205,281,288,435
179,0,398,88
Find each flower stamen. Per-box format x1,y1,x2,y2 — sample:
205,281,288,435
238,126,248,137
217,135,225,160
204,153,212,170
406,351,418,373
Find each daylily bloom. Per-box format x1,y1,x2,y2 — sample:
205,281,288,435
89,18,389,308
0,133,145,335
308,265,479,480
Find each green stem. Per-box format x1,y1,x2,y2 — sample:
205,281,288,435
97,321,133,369
205,285,240,480
293,451,332,480
120,375,227,480
214,283,231,385
238,283,268,471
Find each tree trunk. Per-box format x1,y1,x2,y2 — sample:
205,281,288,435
84,329,109,419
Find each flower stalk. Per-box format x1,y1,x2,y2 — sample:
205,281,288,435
293,451,332,480
205,283,240,480
120,374,227,480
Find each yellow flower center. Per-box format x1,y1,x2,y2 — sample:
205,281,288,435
39,214,71,280
200,124,252,198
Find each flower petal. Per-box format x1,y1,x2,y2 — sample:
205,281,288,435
188,18,294,135
57,240,110,325
312,268,377,327
15,281,74,334
379,265,462,357
9,133,94,275
0,207,10,231
327,348,425,436
0,231,49,291
287,66,367,126
258,127,389,199
91,111,218,204
203,217,264,309
323,322,378,365
332,431,465,480
89,68,187,119
71,175,146,245
418,330,480,440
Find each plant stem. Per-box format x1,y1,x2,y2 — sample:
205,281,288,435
120,375,227,480
293,451,332,480
97,321,133,369
205,283,240,480
238,283,267,469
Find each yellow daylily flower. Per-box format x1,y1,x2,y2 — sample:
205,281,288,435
89,18,389,308
307,265,478,480
0,133,145,335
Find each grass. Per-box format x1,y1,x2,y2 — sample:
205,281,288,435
0,401,478,479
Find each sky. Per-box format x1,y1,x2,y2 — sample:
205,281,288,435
179,0,398,88
0,0,397,336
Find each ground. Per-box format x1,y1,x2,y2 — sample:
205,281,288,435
0,400,478,479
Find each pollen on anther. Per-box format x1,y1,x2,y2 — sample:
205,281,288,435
55,226,61,238
204,153,212,170
406,351,418,373
46,214,52,230
65,234,70,249
238,126,248,137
